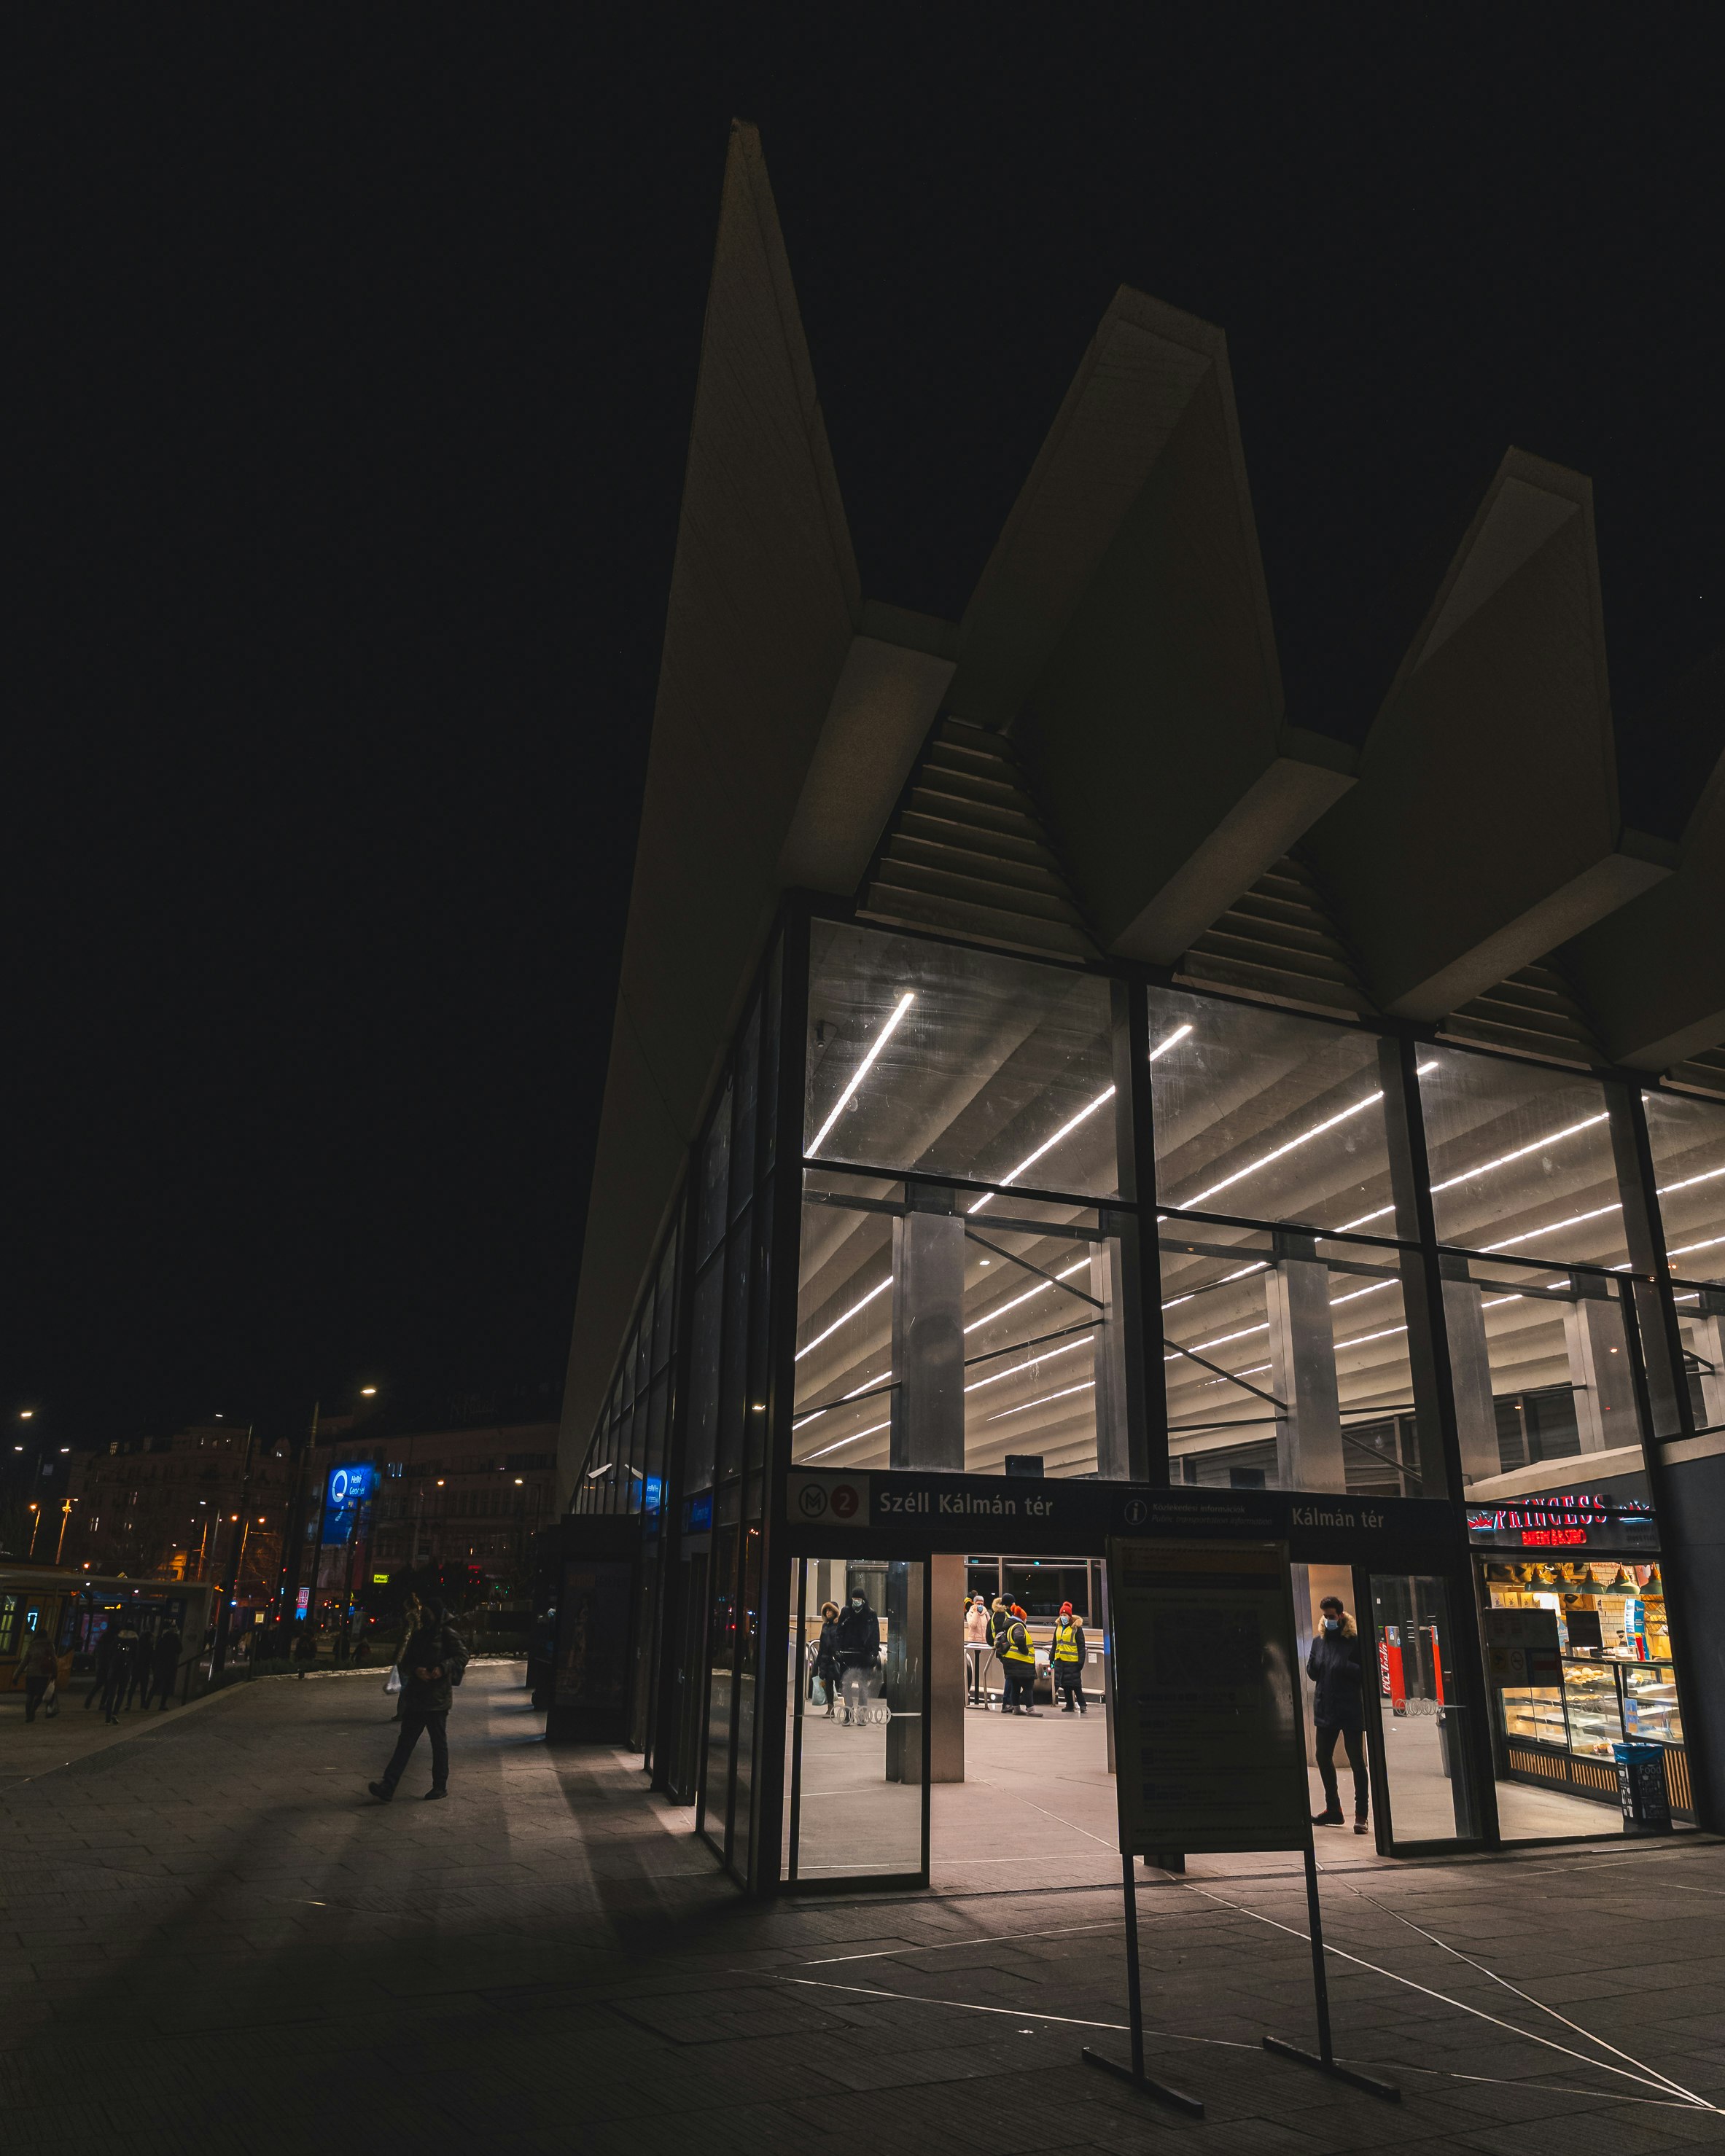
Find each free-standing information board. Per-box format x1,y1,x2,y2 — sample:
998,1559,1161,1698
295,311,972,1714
1108,1537,1308,1856
1085,1535,1399,2111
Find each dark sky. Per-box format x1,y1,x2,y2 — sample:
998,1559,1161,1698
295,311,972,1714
11,15,1722,1450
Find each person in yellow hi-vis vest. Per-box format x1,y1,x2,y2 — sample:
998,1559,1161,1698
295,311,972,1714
999,1605,1040,1716
1050,1601,1087,1714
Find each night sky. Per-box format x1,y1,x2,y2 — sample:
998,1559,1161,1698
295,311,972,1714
12,16,1722,1452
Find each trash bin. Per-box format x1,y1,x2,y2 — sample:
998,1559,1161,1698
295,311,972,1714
1613,1742,1673,1834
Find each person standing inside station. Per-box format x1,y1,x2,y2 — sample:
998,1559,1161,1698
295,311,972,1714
985,1595,1013,1710
1050,1601,1087,1714
831,1584,881,1726
1307,1595,1368,1834
964,1595,989,1705
998,1605,1040,1716
814,1600,841,1719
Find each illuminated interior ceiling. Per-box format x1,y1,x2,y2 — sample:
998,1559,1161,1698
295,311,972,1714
559,122,1725,1500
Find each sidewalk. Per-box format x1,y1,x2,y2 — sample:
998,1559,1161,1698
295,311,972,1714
2,1660,1723,2155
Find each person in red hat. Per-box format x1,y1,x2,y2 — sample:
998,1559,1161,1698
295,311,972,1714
998,1605,1040,1716
1050,1601,1087,1714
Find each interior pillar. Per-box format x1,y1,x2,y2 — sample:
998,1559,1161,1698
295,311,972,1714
1440,1256,1501,1487
1686,1295,1725,1432
892,1189,965,1470
1562,1275,1638,1452
1266,1232,1347,1492
1091,1241,1131,1481
928,1551,965,1784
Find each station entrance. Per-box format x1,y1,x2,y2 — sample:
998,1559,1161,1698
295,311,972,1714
774,1471,1494,1895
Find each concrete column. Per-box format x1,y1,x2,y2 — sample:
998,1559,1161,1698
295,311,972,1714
1091,1243,1131,1481
891,1191,965,1471
1562,1277,1640,1453
1685,1296,1725,1432
1266,1235,1347,1493
1441,1256,1502,1488
884,1560,924,1786
927,1552,966,1784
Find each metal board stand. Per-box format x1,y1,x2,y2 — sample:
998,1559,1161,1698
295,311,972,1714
1260,1846,1400,2102
1081,1854,1205,2114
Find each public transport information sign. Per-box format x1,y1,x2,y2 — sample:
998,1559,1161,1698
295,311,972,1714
1106,1536,1308,1856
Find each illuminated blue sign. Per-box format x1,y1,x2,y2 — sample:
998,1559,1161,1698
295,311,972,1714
322,1463,376,1544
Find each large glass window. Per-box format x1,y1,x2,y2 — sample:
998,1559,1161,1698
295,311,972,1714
1417,1047,1627,1268
1147,987,1403,1235
1644,1091,1725,1432
793,1168,1132,1479
1161,1225,1422,1496
805,922,1119,1201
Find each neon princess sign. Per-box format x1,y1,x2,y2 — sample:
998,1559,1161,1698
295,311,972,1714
1467,1491,1655,1544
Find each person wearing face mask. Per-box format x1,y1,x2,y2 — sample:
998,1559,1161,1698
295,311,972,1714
998,1605,1040,1716
830,1584,881,1726
1307,1595,1368,1833
1050,1602,1087,1713
963,1595,990,1705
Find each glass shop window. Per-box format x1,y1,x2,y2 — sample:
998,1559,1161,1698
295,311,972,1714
1417,1047,1627,1267
1146,986,1403,1236
804,922,1118,1202
1643,1087,1725,1288
1161,1224,1421,1496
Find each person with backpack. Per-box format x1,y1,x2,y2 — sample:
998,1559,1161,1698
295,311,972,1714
998,1605,1040,1716
367,1601,469,1802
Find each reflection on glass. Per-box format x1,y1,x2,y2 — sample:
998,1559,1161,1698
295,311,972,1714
786,1558,924,1883
805,922,1118,1199
1417,1047,1627,1267
1368,1574,1479,1842
1161,1228,1418,1494
1438,1255,1643,1489
1148,987,1401,1234
793,1169,1126,1476
1644,1087,1725,1289
700,1531,739,1859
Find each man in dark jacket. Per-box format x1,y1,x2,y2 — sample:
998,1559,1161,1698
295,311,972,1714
102,1622,141,1724
83,1620,117,1711
368,1603,469,1801
152,1625,184,1708
830,1586,880,1725
1307,1596,1368,1832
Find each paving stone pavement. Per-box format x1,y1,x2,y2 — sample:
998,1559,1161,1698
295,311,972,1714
4,1660,1724,2154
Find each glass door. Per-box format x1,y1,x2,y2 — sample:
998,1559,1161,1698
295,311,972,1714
783,1555,929,1890
1363,1571,1481,1848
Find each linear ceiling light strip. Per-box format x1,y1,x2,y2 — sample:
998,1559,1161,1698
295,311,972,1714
806,991,915,1159
967,1023,1191,1218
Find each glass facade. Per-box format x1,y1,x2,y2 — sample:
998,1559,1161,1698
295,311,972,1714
570,902,1713,1882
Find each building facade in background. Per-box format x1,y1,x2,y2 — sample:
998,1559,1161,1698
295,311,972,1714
305,1419,558,1617
69,1423,292,1599
555,126,1725,1892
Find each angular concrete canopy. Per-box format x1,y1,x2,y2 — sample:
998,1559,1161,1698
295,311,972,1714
1301,450,1674,1021
558,125,955,1484
955,288,1356,963
1559,649,1725,1071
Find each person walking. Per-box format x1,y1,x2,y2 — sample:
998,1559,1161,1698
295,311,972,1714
964,1594,990,1706
389,1595,424,1722
1307,1595,1369,1834
830,1585,881,1727
367,1601,468,1802
1050,1601,1087,1713
128,1626,155,1711
293,1624,319,1677
813,1600,841,1718
152,1623,184,1708
998,1605,1040,1716
22,1632,57,1722
102,1620,141,1724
